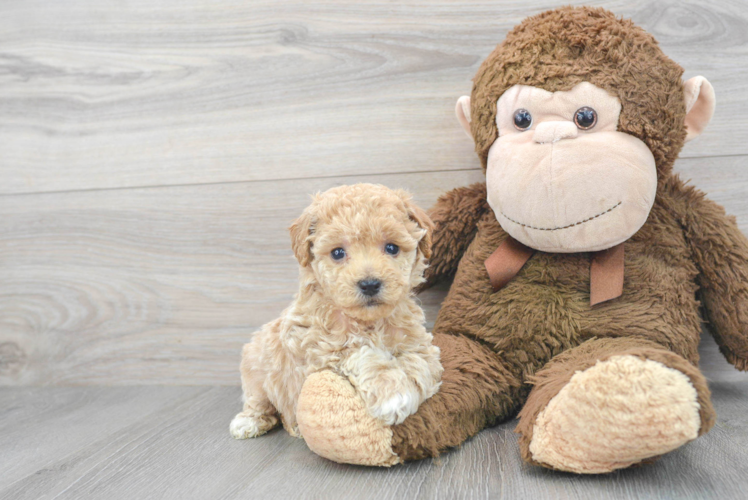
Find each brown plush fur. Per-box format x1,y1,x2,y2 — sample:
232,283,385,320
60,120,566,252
386,6,748,465
471,7,686,178
390,174,745,463
291,6,748,472
390,332,523,460
421,183,489,287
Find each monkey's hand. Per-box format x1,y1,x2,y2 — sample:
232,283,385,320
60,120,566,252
420,182,490,291
676,181,748,371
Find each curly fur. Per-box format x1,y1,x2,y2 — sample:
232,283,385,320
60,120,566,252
230,184,443,439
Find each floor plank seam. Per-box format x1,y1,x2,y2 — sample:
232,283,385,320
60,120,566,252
1,153,745,198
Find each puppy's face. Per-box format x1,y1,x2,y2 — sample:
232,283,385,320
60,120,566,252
290,184,433,322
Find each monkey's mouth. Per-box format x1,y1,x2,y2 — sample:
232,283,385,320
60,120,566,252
500,201,622,232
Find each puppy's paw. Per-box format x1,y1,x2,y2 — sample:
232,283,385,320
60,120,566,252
281,414,302,439
368,389,421,426
229,412,278,439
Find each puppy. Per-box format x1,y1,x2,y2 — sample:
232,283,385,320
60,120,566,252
230,183,443,439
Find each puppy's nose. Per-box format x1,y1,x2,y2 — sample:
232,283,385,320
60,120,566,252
358,278,382,297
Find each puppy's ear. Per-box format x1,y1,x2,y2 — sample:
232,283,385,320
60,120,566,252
397,190,435,259
289,205,316,267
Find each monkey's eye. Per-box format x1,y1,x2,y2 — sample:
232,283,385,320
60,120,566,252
384,243,399,256
513,109,532,130
574,107,597,130
331,248,346,260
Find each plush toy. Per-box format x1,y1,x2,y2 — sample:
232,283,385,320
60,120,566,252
294,6,748,473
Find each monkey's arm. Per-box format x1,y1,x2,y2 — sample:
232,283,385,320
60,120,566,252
421,182,489,288
673,180,748,371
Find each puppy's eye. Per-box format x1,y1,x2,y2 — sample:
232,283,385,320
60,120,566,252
331,248,346,260
574,107,597,130
513,109,532,130
384,243,399,256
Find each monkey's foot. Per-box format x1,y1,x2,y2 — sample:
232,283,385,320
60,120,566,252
526,355,702,473
296,371,400,466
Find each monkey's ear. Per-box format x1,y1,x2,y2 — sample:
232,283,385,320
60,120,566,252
683,76,716,142
455,96,472,139
289,207,316,267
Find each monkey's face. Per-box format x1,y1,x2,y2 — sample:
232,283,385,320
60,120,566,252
484,82,657,253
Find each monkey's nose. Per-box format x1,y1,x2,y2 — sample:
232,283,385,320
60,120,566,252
533,121,578,144
358,278,382,297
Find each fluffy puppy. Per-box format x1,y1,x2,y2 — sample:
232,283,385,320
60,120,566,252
230,183,443,439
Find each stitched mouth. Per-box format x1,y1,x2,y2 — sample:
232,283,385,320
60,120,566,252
500,201,622,231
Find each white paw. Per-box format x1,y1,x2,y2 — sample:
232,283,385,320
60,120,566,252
368,390,421,426
229,413,275,439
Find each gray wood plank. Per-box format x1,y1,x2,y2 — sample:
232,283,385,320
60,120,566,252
2,155,747,386
0,169,481,385
0,335,745,500
0,0,747,194
0,386,210,492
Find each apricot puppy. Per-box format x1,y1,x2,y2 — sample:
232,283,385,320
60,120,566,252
230,183,443,440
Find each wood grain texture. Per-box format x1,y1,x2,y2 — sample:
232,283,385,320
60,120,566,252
1,1,747,496
2,154,748,385
0,336,746,500
1,0,748,194
0,169,481,385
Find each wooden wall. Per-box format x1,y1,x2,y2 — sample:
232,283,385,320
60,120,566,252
2,0,747,385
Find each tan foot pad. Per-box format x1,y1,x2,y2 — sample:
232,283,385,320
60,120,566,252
296,371,400,467
529,355,701,474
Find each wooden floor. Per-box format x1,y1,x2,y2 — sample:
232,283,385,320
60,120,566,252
1,336,746,499
2,0,748,498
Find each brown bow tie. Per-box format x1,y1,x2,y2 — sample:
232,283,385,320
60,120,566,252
484,236,624,306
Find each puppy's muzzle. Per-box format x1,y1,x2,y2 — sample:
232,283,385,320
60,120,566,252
358,278,382,297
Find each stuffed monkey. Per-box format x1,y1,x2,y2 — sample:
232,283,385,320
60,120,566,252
294,6,748,473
